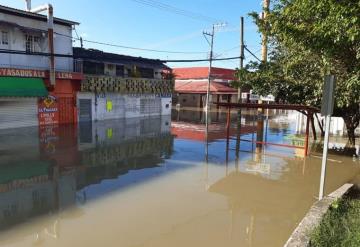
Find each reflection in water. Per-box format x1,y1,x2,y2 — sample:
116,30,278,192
0,116,173,232
0,109,359,247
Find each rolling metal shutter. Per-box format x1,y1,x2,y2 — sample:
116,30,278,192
0,98,38,129
79,99,92,122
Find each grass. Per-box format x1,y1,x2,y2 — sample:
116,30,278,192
309,196,360,247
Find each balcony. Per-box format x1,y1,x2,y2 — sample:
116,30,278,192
81,75,174,95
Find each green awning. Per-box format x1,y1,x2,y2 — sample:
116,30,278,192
0,77,48,97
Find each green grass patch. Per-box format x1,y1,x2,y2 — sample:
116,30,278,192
309,197,360,247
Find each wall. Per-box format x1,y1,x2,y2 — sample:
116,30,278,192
77,92,170,122
294,112,360,136
0,12,73,71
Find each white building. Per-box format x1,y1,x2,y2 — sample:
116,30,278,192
0,4,78,71
74,48,173,122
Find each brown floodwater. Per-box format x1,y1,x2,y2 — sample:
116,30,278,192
0,109,359,247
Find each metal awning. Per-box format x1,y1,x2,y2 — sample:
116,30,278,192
0,77,48,97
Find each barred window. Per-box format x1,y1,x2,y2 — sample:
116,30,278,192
2,31,9,45
25,35,41,53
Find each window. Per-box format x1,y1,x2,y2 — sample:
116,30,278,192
137,67,154,79
83,61,104,75
1,31,9,45
25,34,40,53
116,65,124,77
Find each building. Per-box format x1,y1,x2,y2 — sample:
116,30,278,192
172,67,238,108
0,3,82,129
73,47,173,122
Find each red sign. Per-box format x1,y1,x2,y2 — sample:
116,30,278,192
38,95,59,126
0,68,83,80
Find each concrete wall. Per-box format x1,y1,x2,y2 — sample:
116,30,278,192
0,12,73,71
77,92,172,122
294,112,360,136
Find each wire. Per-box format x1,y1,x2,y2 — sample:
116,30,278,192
0,48,243,63
164,56,241,63
244,46,262,62
55,32,208,54
129,0,220,23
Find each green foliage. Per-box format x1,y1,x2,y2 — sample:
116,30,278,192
235,0,360,145
310,198,360,247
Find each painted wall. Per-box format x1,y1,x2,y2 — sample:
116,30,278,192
0,12,73,71
77,92,171,122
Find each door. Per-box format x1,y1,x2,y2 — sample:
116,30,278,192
78,99,92,122
0,98,38,129
58,97,75,124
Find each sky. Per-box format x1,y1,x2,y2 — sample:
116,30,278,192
0,0,264,68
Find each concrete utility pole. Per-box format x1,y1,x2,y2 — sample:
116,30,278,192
203,23,226,113
238,16,245,102
203,25,215,114
261,0,270,62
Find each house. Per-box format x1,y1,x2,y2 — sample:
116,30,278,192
172,67,238,108
73,47,174,122
0,3,82,129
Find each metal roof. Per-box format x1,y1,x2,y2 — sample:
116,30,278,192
0,5,79,26
73,47,169,69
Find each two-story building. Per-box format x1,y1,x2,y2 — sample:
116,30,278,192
0,4,82,129
73,47,174,122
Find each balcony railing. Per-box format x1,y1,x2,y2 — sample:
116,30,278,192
81,75,174,95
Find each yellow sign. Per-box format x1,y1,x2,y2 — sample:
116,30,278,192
106,100,113,112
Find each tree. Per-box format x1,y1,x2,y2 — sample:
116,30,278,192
234,0,360,146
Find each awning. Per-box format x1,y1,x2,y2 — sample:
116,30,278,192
0,77,48,97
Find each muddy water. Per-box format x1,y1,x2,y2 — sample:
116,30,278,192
0,110,359,247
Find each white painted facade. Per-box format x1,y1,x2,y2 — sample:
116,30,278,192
77,92,172,122
0,7,75,71
294,111,360,136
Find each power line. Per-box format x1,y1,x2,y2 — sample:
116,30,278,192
55,32,208,54
244,46,262,62
0,48,243,63
129,0,220,23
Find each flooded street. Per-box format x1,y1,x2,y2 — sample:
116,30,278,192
0,109,359,247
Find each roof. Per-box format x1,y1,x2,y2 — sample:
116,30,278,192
73,47,169,69
0,5,79,26
175,80,237,94
173,67,236,80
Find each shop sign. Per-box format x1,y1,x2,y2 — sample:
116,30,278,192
0,68,46,78
38,95,59,125
0,68,83,80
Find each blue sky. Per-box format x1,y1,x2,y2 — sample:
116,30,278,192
1,0,264,68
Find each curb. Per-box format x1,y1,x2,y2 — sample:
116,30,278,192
284,183,354,247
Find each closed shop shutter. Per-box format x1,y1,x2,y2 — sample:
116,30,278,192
79,99,92,122
0,98,38,129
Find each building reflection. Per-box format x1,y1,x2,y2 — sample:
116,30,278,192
0,116,174,231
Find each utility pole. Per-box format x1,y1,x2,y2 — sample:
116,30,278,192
238,16,245,102
203,24,215,114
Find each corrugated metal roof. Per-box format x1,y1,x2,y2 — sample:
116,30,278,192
0,4,79,26
73,47,169,69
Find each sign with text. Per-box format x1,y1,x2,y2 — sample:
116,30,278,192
0,68,83,80
38,95,59,126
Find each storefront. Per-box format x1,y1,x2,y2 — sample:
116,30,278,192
0,68,83,129
0,76,48,129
